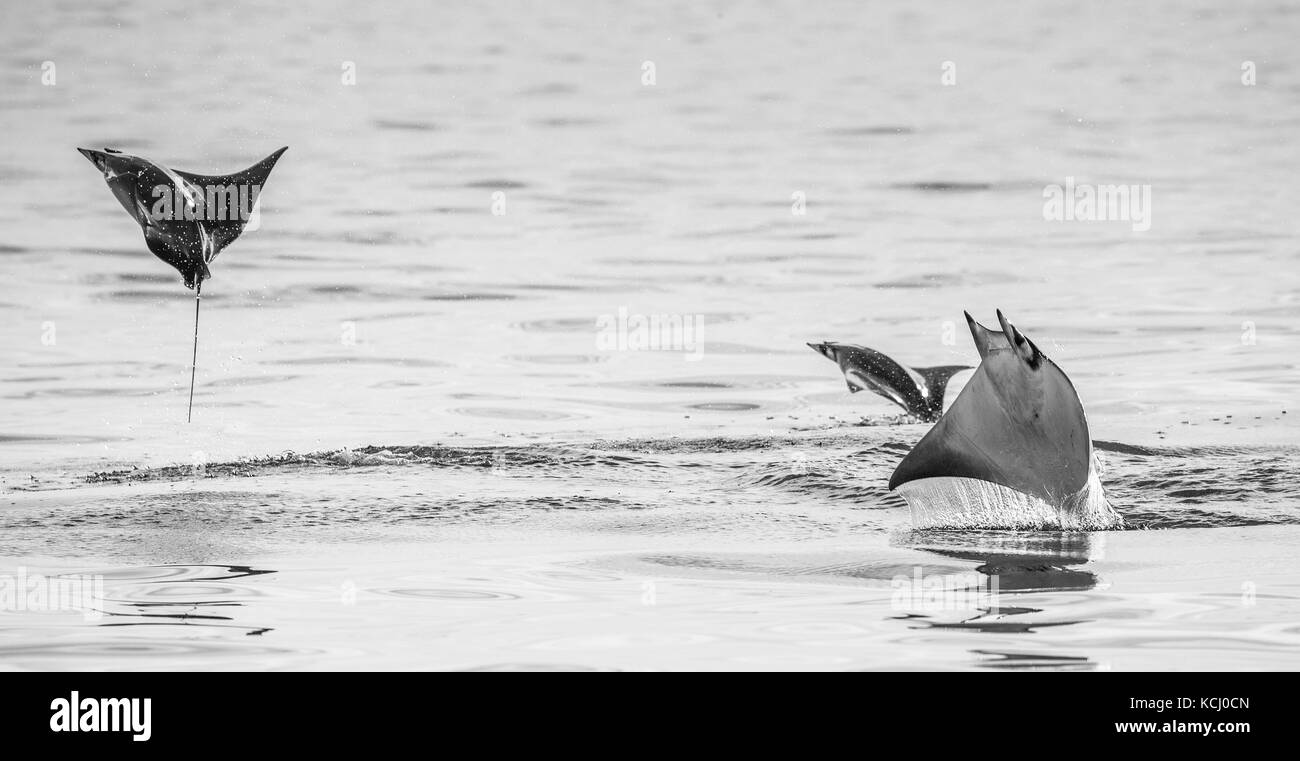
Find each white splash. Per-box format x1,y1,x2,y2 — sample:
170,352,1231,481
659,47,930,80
896,458,1122,531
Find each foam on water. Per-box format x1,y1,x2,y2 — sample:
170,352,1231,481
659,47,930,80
897,468,1121,531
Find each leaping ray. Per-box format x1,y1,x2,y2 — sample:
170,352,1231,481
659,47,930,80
807,342,971,422
78,146,288,421
78,146,287,289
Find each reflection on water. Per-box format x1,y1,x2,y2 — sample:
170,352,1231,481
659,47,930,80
901,607,1086,635
0,564,290,668
3,522,1300,671
972,650,1098,672
902,531,1101,592
869,532,1101,667
95,565,275,636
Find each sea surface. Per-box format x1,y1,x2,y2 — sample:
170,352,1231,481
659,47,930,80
1,0,1298,670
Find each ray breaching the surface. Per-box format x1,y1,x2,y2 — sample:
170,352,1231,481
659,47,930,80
813,310,1122,530
77,147,288,421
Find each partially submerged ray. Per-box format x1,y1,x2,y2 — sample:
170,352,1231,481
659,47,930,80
807,342,971,422
887,310,1120,530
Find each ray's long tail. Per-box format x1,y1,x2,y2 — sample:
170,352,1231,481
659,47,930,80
188,281,201,423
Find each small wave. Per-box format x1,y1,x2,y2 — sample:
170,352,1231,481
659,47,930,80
1093,440,1295,457
422,292,518,301
827,125,916,137
267,356,447,368
82,444,668,485
56,433,1300,533
506,354,609,365
450,406,578,421
373,119,440,132
464,179,528,189
891,181,993,192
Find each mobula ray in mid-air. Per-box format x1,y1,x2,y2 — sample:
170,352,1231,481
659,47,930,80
78,146,287,421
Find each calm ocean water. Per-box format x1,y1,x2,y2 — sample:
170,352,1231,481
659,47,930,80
1,0,1298,670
